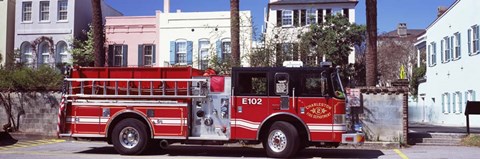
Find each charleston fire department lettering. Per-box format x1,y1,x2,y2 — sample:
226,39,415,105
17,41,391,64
305,103,332,119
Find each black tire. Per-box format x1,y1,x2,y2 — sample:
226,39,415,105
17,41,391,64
112,118,150,155
263,121,300,158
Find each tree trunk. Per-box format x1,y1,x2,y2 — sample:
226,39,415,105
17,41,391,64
230,0,241,67
366,0,378,86
92,0,105,67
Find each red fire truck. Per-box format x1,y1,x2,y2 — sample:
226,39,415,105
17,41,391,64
58,64,364,158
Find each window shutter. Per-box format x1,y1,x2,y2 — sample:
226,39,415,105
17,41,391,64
277,10,282,27
442,94,445,113
300,10,306,26
473,90,477,101
122,45,128,67
450,36,454,60
170,41,176,65
138,45,144,67
108,45,113,66
468,29,472,54
477,26,480,52
343,8,349,19
440,40,444,62
55,47,61,64
152,45,156,64
276,43,282,66
37,49,42,66
187,41,193,65
459,92,463,113
216,40,222,60
458,33,462,58
326,9,332,16
447,93,451,113
427,45,431,66
317,9,323,24
293,10,299,27
293,43,299,60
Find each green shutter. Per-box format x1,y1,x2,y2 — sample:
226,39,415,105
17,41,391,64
138,45,144,67
459,92,463,113
108,45,114,66
122,45,128,67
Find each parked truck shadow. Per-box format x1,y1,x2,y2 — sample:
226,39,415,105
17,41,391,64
0,132,18,147
77,145,384,158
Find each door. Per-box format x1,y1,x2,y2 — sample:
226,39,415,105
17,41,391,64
232,72,269,140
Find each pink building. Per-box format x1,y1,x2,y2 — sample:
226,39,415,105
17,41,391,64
105,16,157,67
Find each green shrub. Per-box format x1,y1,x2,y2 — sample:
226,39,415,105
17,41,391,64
0,66,64,91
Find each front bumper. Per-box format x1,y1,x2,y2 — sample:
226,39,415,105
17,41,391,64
341,133,365,145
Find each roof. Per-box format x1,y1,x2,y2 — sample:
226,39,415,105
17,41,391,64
269,0,359,5
425,0,459,30
380,29,425,38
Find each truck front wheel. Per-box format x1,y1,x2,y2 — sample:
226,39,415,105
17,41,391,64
263,121,299,158
112,118,150,155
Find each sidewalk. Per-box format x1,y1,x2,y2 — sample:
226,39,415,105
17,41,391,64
409,122,480,134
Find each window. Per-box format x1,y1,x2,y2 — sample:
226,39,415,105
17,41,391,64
282,10,293,26
343,8,349,19
222,41,231,61
442,93,450,114
454,32,461,60
20,42,33,66
39,1,49,21
237,73,267,96
113,45,123,67
56,41,68,63
58,0,68,21
282,43,293,61
431,42,437,66
429,43,436,66
465,90,477,104
454,92,463,113
22,2,32,22
302,73,323,96
39,42,50,64
471,25,479,55
176,41,187,64
198,40,210,70
143,45,153,66
306,9,317,25
444,37,451,62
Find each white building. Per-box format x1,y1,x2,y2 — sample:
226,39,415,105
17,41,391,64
264,0,358,64
413,0,480,127
157,0,252,69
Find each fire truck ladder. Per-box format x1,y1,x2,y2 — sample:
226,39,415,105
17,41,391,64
64,78,207,99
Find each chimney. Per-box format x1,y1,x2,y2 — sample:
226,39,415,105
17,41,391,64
397,23,407,37
164,0,170,13
437,6,447,17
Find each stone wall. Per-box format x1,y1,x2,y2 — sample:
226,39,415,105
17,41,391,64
0,92,61,136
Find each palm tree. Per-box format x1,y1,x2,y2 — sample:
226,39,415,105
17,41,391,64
366,0,377,86
92,0,105,67
230,0,240,67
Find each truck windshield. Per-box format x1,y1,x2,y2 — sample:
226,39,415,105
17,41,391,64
331,73,345,99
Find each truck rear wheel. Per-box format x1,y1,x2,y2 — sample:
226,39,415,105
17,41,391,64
112,118,150,155
263,121,299,158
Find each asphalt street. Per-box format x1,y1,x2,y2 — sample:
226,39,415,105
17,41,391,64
1,139,480,159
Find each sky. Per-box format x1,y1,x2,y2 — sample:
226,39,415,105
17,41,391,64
105,0,456,34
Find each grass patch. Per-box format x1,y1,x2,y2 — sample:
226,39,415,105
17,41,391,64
462,135,480,146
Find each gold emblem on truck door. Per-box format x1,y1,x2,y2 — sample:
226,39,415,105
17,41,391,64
305,103,332,119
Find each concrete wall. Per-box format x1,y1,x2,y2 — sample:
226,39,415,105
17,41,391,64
362,94,405,142
157,10,253,68
0,92,61,136
0,0,15,66
418,0,480,127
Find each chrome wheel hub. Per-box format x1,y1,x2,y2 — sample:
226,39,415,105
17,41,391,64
268,130,287,153
119,127,139,149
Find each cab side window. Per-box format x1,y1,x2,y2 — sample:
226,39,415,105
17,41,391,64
237,73,267,96
302,73,322,96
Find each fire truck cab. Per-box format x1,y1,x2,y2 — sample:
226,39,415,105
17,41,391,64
58,65,363,158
